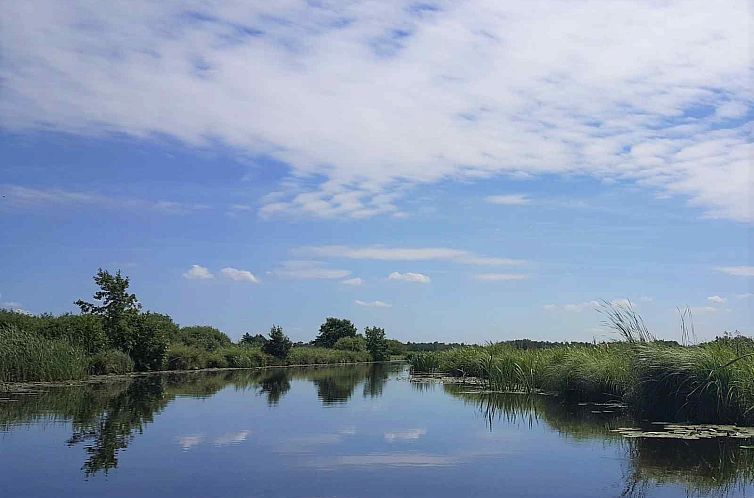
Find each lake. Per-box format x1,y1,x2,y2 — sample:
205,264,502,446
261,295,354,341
1,363,752,497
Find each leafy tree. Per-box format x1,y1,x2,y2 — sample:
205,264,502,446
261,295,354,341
126,312,173,371
75,269,141,352
385,339,407,356
314,317,357,348
365,326,389,361
333,335,366,352
263,325,292,359
174,326,232,351
239,333,268,348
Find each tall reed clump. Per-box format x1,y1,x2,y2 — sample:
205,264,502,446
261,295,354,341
543,344,633,400
0,325,88,382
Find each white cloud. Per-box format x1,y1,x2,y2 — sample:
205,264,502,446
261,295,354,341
0,184,209,215
737,293,754,299
388,272,430,284
2,2,749,221
183,264,214,280
220,267,260,283
213,430,251,446
355,300,391,308
544,300,600,312
716,266,754,277
384,429,427,442
273,261,350,280
341,277,364,286
295,245,524,266
485,194,531,206
475,273,529,282
707,295,726,304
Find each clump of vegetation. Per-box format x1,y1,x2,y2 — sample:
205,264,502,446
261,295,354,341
365,326,389,361
409,303,754,424
0,325,88,382
333,335,367,352
313,317,358,348
263,325,292,359
173,326,232,351
89,349,135,375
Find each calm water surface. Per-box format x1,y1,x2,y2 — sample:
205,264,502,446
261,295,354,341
1,363,753,497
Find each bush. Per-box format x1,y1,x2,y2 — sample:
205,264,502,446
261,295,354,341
365,326,389,361
127,313,173,371
38,313,107,355
0,325,88,382
174,326,232,351
216,346,268,368
313,317,358,348
287,347,370,365
165,344,207,370
263,325,292,359
333,336,366,352
89,350,134,375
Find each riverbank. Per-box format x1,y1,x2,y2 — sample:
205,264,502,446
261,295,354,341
407,338,754,424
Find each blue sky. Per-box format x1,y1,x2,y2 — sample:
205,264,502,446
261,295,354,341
0,1,751,342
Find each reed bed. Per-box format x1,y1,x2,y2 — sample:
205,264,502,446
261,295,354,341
0,325,89,382
409,304,754,424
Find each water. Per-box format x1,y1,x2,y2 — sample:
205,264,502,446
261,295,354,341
1,363,752,497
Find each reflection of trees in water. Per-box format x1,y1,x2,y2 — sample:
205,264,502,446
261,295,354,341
445,387,754,497
256,369,291,406
0,363,404,476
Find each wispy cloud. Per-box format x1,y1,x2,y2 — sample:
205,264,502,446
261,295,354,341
1,2,749,221
294,246,524,266
707,295,726,304
341,277,364,286
388,272,430,284
716,266,754,277
355,300,391,308
475,273,529,282
273,261,350,280
0,185,208,215
485,194,531,206
220,267,260,284
544,300,600,312
183,264,214,280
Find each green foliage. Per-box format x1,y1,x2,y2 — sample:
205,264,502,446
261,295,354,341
313,317,357,348
386,339,407,356
0,325,88,382
174,325,232,351
89,350,134,375
333,335,366,352
38,313,107,355
126,312,173,371
365,326,389,361
287,347,370,365
75,268,141,352
239,332,267,347
263,325,292,359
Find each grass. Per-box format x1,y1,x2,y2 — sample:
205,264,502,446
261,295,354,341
0,325,89,382
409,303,754,424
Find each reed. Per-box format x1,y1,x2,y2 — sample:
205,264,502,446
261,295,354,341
0,325,88,382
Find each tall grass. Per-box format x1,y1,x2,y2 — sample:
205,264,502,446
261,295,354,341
408,303,754,423
0,325,88,382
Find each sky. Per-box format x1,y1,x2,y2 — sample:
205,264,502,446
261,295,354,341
0,0,752,343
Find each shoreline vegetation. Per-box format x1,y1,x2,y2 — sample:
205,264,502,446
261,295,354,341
0,269,400,385
408,305,754,425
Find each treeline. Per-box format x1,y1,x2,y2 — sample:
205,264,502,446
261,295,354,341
404,339,594,352
0,269,398,383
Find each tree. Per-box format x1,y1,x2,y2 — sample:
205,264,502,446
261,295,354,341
174,326,232,351
365,326,389,361
263,325,292,359
314,317,357,348
239,333,268,348
333,335,366,352
75,269,141,352
128,313,173,371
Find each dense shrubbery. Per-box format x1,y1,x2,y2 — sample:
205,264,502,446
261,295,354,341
89,349,134,375
174,326,232,351
333,335,366,352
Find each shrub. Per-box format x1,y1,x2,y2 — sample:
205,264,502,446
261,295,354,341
127,312,173,371
174,325,232,351
38,313,107,355
89,350,134,375
165,344,207,370
0,325,88,382
334,335,366,352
